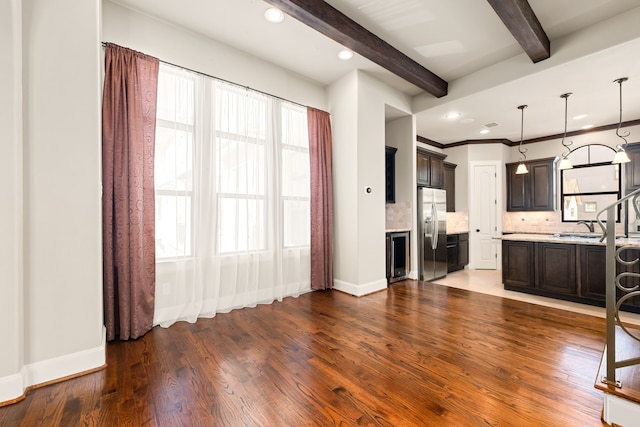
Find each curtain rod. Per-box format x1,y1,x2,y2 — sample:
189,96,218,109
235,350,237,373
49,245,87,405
101,42,308,109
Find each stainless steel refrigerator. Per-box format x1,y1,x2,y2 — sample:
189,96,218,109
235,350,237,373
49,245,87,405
418,187,447,281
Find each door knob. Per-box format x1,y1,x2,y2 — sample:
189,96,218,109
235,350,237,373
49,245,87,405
476,229,480,232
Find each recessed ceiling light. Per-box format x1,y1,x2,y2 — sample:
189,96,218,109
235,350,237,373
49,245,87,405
264,7,284,23
445,112,460,120
480,129,490,134
573,114,587,120
337,49,353,60
581,124,594,130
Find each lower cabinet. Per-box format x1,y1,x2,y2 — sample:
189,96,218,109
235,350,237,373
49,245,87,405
502,240,535,289
578,245,607,300
447,233,469,273
502,240,640,313
536,242,576,295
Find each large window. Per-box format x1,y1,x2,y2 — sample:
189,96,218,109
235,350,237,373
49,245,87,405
154,64,310,260
155,67,196,259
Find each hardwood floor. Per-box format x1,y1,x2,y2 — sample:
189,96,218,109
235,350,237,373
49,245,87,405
0,280,609,426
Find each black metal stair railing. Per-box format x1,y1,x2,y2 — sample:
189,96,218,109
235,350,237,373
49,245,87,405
596,187,640,388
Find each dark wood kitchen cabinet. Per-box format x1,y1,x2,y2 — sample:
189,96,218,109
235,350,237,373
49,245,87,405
385,146,397,203
503,239,640,313
502,240,535,289
578,245,640,308
536,242,576,295
615,247,640,308
578,245,607,300
506,158,554,212
447,233,468,273
417,148,446,189
444,161,456,212
624,143,640,193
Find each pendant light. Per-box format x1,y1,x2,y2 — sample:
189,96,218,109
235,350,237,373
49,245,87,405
515,105,529,174
612,77,631,164
558,93,574,170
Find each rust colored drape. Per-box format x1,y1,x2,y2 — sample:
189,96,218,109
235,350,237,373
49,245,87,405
102,44,159,340
308,107,334,290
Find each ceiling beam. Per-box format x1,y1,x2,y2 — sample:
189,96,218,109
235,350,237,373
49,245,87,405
485,0,550,63
262,0,448,98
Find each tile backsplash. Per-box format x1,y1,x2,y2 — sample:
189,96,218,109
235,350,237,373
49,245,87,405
385,202,411,230
446,212,469,234
503,211,625,234
385,205,470,233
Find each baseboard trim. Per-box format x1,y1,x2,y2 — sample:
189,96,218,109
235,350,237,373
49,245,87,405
603,393,640,426
0,327,106,406
0,369,27,405
333,278,387,296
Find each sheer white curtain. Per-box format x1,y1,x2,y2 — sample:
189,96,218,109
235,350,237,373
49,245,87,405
153,64,310,327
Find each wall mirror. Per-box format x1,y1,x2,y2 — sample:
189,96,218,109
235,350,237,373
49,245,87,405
560,144,621,222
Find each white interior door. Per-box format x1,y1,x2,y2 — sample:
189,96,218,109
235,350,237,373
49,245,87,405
470,163,498,269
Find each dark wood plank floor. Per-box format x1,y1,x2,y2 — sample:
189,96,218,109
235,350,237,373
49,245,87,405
1,280,610,426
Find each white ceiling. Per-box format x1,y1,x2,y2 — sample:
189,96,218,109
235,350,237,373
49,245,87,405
110,0,640,144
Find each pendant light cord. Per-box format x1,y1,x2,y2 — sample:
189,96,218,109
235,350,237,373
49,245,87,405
518,105,528,161
615,77,630,147
560,93,573,158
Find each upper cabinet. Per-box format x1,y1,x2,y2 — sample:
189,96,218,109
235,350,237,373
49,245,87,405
417,148,446,189
625,143,640,194
385,146,397,203
506,158,555,212
444,161,456,212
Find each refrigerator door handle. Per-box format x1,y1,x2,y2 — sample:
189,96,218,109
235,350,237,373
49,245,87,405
431,201,438,250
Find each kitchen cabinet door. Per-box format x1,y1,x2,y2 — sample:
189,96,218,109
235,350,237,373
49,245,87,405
617,247,640,307
430,157,444,189
506,165,527,211
502,240,535,289
536,242,576,295
506,158,554,211
458,233,469,267
625,143,640,193
385,146,397,203
578,245,606,300
417,151,431,187
417,148,446,189
444,162,456,212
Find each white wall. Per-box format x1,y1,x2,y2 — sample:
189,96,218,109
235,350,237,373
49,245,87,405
1,0,105,403
385,116,414,205
0,0,24,400
328,72,359,287
508,125,640,164
329,70,413,295
102,1,326,111
385,116,416,276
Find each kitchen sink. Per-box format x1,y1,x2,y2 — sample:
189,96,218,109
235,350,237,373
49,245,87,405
554,233,602,239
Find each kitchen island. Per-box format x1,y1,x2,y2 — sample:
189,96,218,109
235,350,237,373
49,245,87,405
499,233,640,313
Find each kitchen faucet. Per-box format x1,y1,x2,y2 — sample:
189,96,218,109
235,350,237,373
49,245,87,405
577,220,594,233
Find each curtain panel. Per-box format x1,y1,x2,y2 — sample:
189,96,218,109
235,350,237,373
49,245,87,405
153,65,311,327
307,108,334,290
102,44,159,341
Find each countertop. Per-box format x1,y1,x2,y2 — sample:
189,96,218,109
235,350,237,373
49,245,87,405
385,229,470,234
497,233,640,247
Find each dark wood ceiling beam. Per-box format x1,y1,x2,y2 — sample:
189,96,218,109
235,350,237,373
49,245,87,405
262,0,448,98
486,0,550,63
